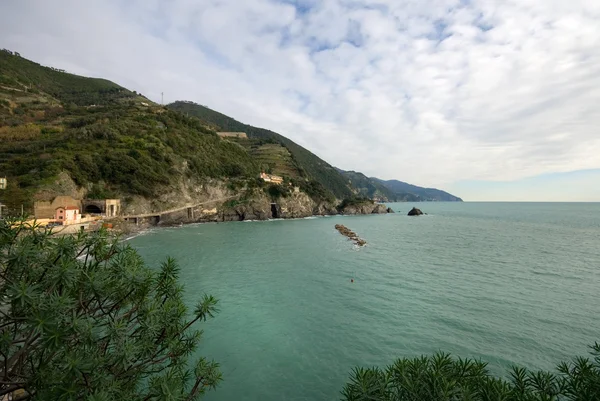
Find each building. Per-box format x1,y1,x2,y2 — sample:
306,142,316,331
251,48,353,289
82,199,121,216
35,196,121,219
260,172,284,185
34,196,81,219
217,132,248,139
0,177,6,190
55,206,81,224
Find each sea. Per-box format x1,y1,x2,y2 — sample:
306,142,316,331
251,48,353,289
129,202,600,401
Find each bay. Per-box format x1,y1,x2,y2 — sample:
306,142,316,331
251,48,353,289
129,202,600,401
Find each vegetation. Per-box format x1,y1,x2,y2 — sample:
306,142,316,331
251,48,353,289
0,219,222,400
0,51,259,211
168,101,353,200
342,347,600,401
338,170,399,201
375,178,463,202
265,183,289,200
337,196,373,211
0,49,134,106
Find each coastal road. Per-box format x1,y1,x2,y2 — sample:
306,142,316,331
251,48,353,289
120,195,239,219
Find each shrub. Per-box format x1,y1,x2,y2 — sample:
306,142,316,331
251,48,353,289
266,184,288,199
337,196,373,211
0,220,222,400
342,346,600,401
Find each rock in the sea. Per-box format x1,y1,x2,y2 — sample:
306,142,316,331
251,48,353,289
339,200,395,215
371,204,388,214
386,207,395,213
335,224,367,246
407,207,423,216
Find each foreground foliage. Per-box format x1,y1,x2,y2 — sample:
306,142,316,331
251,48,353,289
0,219,221,400
342,347,600,401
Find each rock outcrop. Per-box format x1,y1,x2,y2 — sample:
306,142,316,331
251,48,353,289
386,207,395,213
335,224,366,246
407,207,423,216
339,202,392,215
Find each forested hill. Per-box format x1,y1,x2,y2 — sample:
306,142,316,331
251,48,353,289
0,50,261,209
167,101,353,200
374,178,463,202
0,50,459,211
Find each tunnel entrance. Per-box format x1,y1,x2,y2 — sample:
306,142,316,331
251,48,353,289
84,204,102,214
270,203,279,219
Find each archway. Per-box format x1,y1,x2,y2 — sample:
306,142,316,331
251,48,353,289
84,204,102,214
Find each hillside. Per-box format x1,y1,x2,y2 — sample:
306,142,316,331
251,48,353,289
0,50,260,211
374,178,463,202
0,50,460,216
168,101,353,200
337,170,399,201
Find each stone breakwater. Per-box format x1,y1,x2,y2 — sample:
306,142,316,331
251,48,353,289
335,224,366,246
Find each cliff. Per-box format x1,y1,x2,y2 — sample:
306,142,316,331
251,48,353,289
157,188,339,225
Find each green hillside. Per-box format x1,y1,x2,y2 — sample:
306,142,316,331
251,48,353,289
0,50,460,212
0,50,259,210
338,170,425,201
338,170,398,200
168,101,353,200
374,178,463,201
0,49,138,106
227,137,301,179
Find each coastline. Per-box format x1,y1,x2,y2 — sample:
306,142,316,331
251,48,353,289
111,207,396,238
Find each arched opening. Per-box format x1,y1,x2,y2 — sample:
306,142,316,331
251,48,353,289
271,203,280,219
84,204,102,214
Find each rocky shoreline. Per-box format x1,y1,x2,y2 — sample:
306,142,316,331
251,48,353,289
111,198,396,236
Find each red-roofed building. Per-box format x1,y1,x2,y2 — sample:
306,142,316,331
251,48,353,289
55,206,81,224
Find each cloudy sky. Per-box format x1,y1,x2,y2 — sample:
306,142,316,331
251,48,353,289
2,0,600,201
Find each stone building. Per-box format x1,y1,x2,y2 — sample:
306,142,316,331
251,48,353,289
35,196,121,219
34,196,81,219
217,132,248,139
82,199,121,216
55,206,81,224
260,172,284,185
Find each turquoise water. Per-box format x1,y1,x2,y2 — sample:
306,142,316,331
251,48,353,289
129,202,600,401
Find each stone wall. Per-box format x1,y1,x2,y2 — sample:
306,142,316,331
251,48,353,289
34,196,81,219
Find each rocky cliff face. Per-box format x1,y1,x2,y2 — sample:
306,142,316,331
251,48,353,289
339,202,390,215
218,191,337,222
121,177,234,216
34,172,86,202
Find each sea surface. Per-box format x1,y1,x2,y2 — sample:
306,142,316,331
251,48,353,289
129,202,600,401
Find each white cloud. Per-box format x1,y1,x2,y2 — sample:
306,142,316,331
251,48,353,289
1,0,600,194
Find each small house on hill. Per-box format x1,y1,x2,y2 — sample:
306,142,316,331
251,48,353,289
217,132,248,139
35,196,81,219
0,177,6,190
55,206,81,224
260,172,284,185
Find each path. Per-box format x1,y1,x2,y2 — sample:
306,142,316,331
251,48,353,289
121,195,238,219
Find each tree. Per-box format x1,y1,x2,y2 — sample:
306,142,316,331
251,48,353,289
341,346,600,401
0,220,222,400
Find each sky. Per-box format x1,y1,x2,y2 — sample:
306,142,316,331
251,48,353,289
1,0,599,201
